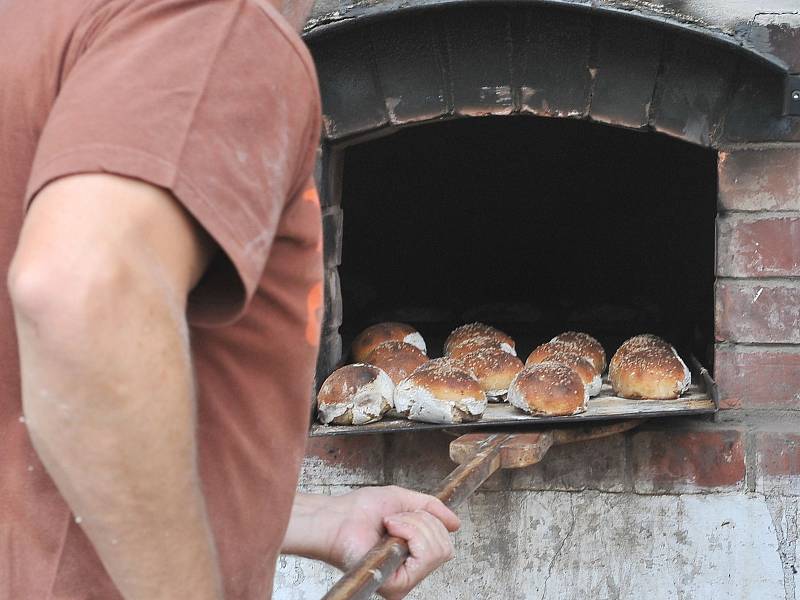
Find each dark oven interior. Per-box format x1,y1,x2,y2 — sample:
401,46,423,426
337,115,717,369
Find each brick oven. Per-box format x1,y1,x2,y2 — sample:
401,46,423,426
276,2,800,598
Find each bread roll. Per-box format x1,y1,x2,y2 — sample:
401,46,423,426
550,331,606,373
453,348,524,399
526,340,584,367
317,364,394,425
508,362,587,416
447,335,517,359
444,323,516,356
609,342,691,400
525,349,601,397
351,322,426,363
394,358,487,423
608,334,673,380
364,341,428,385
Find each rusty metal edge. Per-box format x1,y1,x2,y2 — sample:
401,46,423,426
302,0,790,74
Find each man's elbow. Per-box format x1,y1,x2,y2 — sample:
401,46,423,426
8,247,135,343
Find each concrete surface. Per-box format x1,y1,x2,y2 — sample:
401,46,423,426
275,486,797,599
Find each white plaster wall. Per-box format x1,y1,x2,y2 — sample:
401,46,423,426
274,489,797,600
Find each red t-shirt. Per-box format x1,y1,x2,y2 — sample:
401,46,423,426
0,1,322,598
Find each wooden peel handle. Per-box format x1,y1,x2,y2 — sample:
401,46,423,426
321,433,511,600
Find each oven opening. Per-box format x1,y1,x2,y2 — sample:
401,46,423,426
338,115,717,369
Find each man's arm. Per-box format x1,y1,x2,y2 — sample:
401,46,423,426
283,487,460,600
8,174,222,600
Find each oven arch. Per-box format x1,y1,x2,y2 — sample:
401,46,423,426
304,2,793,381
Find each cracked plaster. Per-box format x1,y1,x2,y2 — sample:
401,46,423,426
275,489,793,599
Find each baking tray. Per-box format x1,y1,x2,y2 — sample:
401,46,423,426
309,355,718,437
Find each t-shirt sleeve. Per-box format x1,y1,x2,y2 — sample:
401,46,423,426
25,0,321,325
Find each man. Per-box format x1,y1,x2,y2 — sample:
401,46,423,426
0,0,458,598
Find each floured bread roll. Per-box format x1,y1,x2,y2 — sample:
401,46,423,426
550,331,606,373
351,322,426,363
447,335,517,360
525,349,602,397
453,348,524,400
508,362,587,416
364,341,428,385
317,364,394,425
609,335,691,399
394,358,487,424
444,323,516,356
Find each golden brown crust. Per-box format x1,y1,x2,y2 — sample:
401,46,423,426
453,348,524,395
364,341,428,385
351,322,424,363
608,334,672,380
609,339,691,400
550,331,607,373
508,362,586,416
526,340,584,367
447,335,516,359
406,358,484,401
444,322,515,355
526,349,595,388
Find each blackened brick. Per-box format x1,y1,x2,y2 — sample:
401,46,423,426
311,31,388,140
369,15,449,125
322,206,343,268
590,17,662,128
515,7,592,118
650,35,737,146
719,60,800,144
443,7,515,117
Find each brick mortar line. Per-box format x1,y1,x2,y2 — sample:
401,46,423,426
716,276,800,284
624,431,635,492
715,341,800,350
298,484,794,499
719,410,800,419
718,211,800,217
745,430,758,492
716,410,800,424
719,142,800,151
717,211,800,218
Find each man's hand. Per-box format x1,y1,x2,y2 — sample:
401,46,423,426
283,487,460,600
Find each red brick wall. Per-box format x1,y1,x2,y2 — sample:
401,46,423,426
716,146,800,408
709,144,800,497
